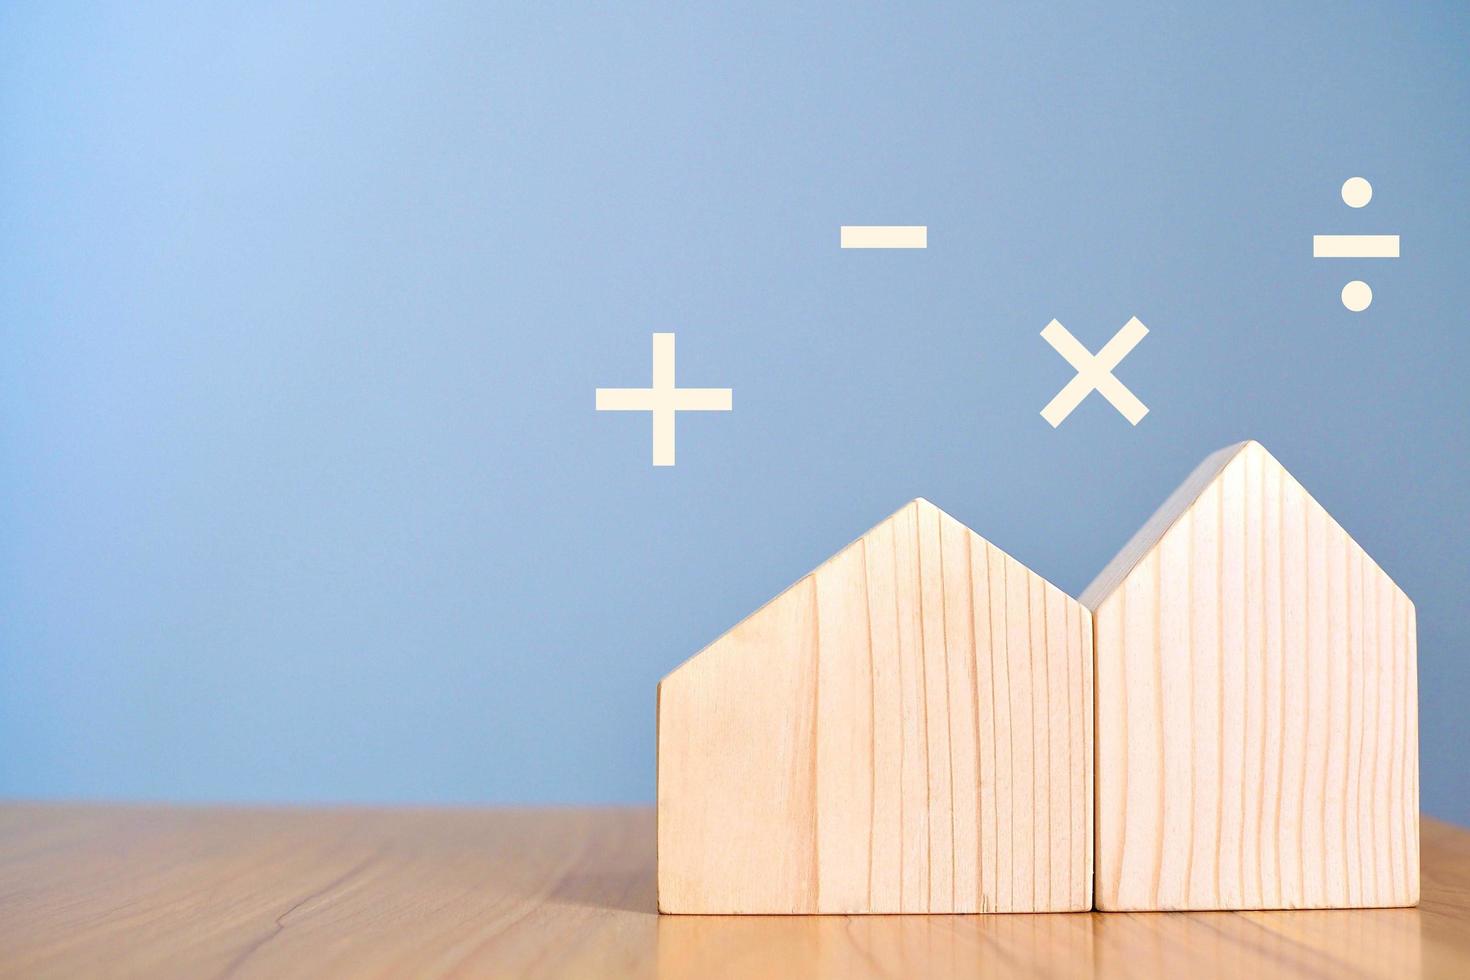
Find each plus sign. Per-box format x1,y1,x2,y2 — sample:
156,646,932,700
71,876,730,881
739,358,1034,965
595,333,732,466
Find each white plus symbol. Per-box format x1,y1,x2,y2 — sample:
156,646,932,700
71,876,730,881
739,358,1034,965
595,333,732,466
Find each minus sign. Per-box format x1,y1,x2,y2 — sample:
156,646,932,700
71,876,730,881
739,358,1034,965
841,226,928,249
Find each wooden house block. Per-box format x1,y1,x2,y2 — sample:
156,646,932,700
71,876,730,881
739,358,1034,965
1083,441,1418,911
657,499,1093,914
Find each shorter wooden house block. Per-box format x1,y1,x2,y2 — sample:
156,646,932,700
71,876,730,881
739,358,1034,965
657,499,1093,914
1084,441,1418,911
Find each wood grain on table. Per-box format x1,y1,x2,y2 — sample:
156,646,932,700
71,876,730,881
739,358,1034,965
2,804,1468,979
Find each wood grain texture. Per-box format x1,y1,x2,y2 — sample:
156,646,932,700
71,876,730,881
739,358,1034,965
656,498,1092,914
1085,441,1419,911
2,804,1468,979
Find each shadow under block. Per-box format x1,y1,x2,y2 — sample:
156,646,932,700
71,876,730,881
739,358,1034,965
656,499,1093,914
1082,441,1419,911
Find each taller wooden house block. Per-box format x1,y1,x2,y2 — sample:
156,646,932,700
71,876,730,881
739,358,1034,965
1084,441,1418,911
658,499,1093,914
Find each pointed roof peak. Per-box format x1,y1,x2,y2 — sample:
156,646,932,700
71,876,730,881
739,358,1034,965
893,496,964,526
1083,439,1407,611
1080,439,1260,608
661,496,1064,687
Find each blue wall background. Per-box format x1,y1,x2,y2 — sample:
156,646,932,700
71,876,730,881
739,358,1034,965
2,2,1467,820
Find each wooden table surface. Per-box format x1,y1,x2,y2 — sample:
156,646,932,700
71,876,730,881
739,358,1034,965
2,805,1469,978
